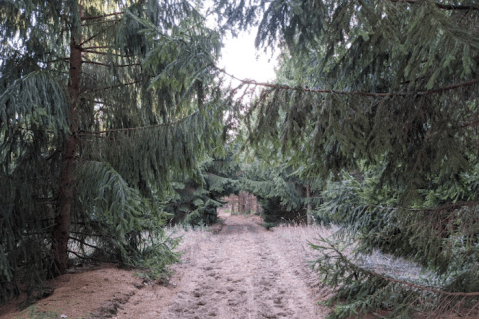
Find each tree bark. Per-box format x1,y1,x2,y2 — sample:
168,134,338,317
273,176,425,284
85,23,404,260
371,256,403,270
52,6,82,275
306,184,311,225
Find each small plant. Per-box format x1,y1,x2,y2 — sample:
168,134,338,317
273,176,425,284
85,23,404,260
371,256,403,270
23,306,61,319
133,232,182,284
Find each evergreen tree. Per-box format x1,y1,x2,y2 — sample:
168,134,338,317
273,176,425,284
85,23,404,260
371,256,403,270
242,159,323,227
1,0,222,302
215,0,479,316
164,152,241,226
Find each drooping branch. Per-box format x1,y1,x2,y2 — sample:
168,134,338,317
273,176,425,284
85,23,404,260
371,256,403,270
217,68,479,97
83,50,130,57
81,12,124,21
78,112,198,135
85,80,143,93
69,236,99,250
390,0,479,11
67,250,101,261
320,236,479,297
79,22,119,46
82,60,141,68
82,46,113,50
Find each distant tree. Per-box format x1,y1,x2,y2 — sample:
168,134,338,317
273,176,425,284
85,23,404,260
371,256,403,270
0,0,223,302
164,152,241,226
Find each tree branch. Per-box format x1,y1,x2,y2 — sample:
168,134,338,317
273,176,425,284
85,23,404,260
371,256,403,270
67,250,101,261
69,236,100,250
83,60,141,68
84,80,143,93
78,113,197,135
81,12,125,21
324,237,479,297
390,0,479,11
79,22,119,46
217,67,479,97
82,46,113,50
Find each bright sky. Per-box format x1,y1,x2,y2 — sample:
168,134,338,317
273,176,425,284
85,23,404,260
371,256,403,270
218,31,278,84
202,0,278,86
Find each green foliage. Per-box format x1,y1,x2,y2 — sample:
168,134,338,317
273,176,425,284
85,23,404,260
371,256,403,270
133,231,182,284
310,232,479,319
313,168,479,317
242,160,320,224
215,0,479,316
310,236,424,319
26,307,61,319
164,153,241,226
0,0,225,304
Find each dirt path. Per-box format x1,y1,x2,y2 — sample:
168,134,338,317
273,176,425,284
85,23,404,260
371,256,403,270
119,215,330,319
0,215,332,318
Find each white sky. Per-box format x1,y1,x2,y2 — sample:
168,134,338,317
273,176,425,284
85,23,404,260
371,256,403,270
202,0,278,86
218,31,278,84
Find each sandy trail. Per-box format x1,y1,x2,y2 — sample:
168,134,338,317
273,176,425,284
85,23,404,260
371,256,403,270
0,214,331,318
127,215,329,319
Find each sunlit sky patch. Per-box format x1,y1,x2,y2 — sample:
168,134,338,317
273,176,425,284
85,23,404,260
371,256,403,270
219,31,278,84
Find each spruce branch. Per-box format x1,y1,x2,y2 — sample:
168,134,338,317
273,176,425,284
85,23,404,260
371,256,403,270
84,80,143,93
69,236,100,250
67,250,101,261
80,12,125,21
217,67,479,97
79,22,119,46
313,236,479,297
78,112,198,135
390,0,479,11
82,60,141,68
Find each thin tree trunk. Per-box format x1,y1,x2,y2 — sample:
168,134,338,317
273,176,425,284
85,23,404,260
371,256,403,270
240,192,245,213
306,184,311,225
52,6,82,275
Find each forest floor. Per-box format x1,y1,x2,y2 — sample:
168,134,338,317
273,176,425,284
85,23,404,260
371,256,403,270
0,213,335,319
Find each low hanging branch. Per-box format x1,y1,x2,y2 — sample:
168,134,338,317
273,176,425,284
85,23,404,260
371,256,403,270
390,0,479,11
316,236,479,297
69,236,100,250
78,112,198,136
85,80,143,93
82,60,141,68
217,67,479,97
80,12,125,21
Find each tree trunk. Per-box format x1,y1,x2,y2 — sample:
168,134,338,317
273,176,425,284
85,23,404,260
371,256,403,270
52,7,82,275
306,184,311,225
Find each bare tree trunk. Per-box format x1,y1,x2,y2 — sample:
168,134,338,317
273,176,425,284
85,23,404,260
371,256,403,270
52,6,82,275
306,184,311,225
241,192,246,213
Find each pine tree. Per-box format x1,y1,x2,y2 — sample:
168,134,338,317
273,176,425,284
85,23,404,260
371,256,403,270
1,0,222,302
214,0,479,317
164,152,241,226
242,159,323,227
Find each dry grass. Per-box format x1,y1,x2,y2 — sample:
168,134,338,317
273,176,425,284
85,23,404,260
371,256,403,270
165,224,215,266
269,223,339,260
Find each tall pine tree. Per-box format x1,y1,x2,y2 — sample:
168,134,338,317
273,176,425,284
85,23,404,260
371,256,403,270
215,0,479,316
1,0,223,301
